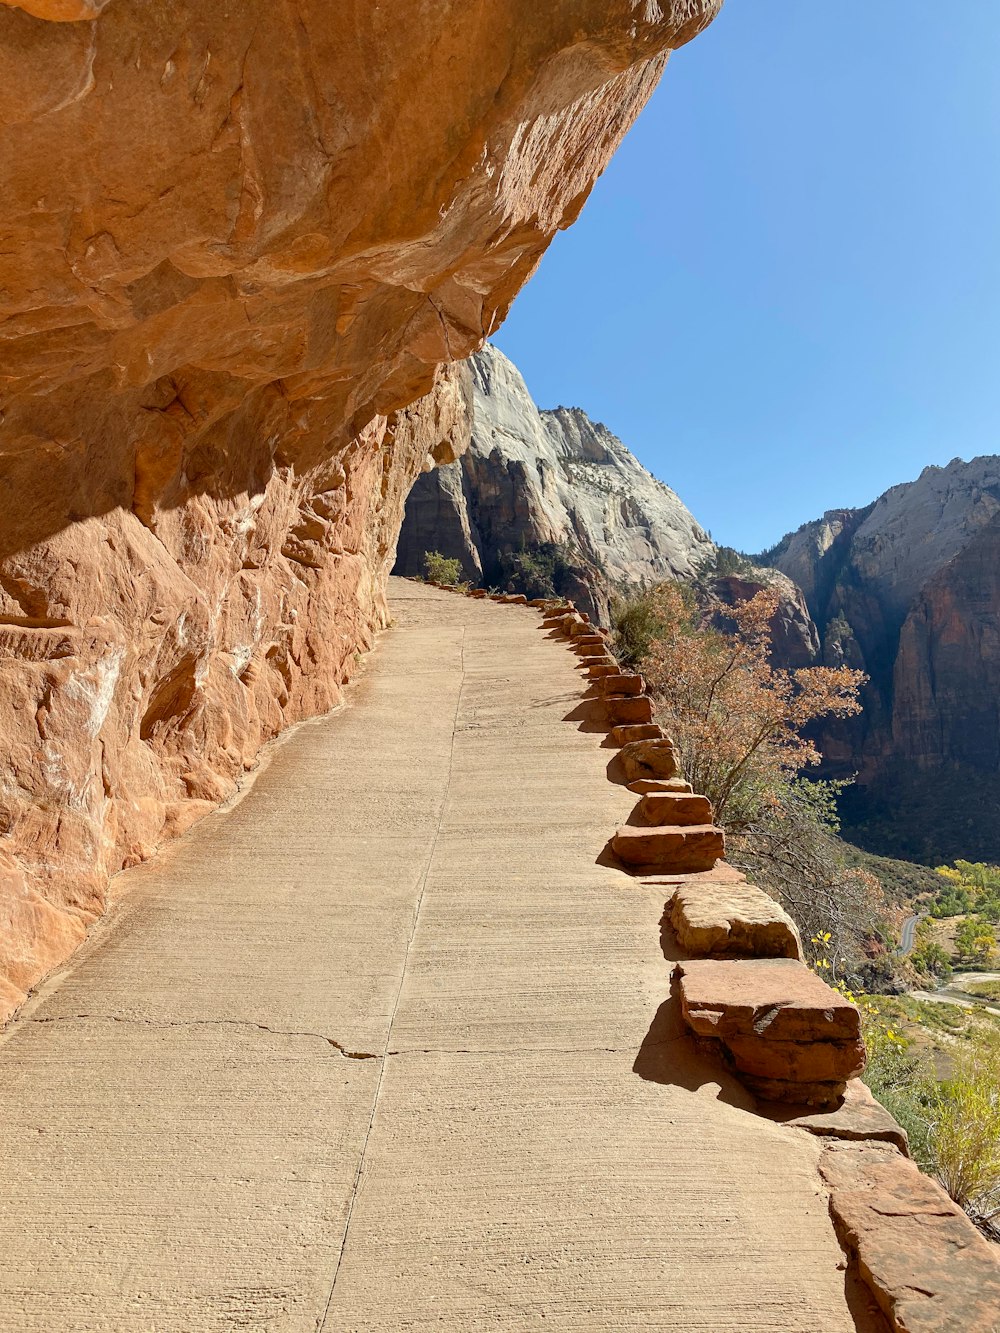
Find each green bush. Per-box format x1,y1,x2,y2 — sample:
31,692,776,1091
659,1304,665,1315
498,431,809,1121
610,586,676,669
422,551,463,585
928,1043,1000,1238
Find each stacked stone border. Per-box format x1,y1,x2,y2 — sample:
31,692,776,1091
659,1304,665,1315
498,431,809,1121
421,578,1000,1333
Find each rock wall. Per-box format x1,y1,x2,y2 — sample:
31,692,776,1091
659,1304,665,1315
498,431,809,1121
396,344,716,620
768,457,1000,859
0,0,722,1018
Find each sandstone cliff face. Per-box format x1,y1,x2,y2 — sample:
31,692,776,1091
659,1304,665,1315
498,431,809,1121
0,0,721,1018
396,343,716,620
397,345,821,657
769,457,1000,859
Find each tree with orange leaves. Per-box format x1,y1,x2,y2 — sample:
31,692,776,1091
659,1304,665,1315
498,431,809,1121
635,582,866,830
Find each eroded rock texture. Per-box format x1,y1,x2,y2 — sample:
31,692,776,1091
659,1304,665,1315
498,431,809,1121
0,0,721,1017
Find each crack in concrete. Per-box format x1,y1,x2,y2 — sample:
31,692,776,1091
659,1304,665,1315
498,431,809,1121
317,626,468,1332
27,1013,379,1061
25,1013,669,1063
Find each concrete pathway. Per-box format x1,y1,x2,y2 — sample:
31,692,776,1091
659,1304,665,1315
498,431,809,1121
0,581,865,1332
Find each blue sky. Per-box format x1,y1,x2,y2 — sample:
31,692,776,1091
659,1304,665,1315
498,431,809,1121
494,1,1000,553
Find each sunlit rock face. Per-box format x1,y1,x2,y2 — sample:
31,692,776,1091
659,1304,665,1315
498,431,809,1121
770,457,1000,861
0,0,721,1016
396,344,716,621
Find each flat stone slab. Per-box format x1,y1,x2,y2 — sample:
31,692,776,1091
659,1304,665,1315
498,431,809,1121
640,792,714,827
677,958,861,1043
677,958,865,1105
669,881,802,959
773,1080,908,1153
619,737,680,781
604,695,654,725
820,1141,1000,1333
612,824,724,873
610,723,663,745
626,777,693,795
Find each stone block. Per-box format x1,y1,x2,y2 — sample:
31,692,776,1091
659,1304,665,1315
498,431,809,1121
610,724,663,745
669,881,802,959
612,824,724,873
619,738,680,782
604,695,654,725
639,792,713,826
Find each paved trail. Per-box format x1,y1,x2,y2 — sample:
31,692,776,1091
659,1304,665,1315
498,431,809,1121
0,581,863,1332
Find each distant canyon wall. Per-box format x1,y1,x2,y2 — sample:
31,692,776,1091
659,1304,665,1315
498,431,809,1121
0,0,721,1018
396,344,717,621
769,458,1000,861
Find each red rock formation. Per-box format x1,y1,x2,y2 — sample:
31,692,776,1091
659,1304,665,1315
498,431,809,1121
0,0,722,1018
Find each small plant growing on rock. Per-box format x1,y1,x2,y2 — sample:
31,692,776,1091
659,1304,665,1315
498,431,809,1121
422,551,463,585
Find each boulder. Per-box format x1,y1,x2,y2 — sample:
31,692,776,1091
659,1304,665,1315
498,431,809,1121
612,824,724,873
619,738,680,782
604,695,654,726
677,958,865,1107
777,1080,909,1153
669,881,803,959
610,724,663,746
597,673,645,696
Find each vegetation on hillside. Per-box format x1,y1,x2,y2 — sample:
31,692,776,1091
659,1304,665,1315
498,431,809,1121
930,862,1000,923
495,541,581,601
862,998,1000,1241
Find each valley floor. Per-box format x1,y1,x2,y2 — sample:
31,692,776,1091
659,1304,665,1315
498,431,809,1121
0,581,869,1332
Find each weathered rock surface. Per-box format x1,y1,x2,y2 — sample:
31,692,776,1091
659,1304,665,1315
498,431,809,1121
677,958,865,1106
618,737,681,782
610,724,664,746
0,0,721,1018
774,1080,909,1153
639,791,714,826
603,694,655,726
395,343,715,620
669,881,803,959
768,456,1000,860
820,1141,1000,1333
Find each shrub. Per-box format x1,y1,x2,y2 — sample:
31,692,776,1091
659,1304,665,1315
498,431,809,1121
928,1043,1000,1239
611,586,676,669
496,542,577,601
733,781,889,984
635,582,866,829
422,551,463,585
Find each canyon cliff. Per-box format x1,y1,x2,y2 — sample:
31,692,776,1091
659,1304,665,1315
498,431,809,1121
768,457,1000,862
396,344,715,620
397,338,720,618
397,344,818,653
0,0,722,1019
